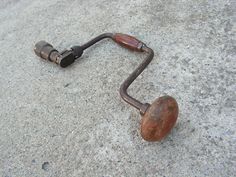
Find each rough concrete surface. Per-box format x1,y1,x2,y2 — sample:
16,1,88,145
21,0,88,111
0,0,235,177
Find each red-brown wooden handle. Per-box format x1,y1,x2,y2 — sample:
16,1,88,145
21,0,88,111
112,33,144,52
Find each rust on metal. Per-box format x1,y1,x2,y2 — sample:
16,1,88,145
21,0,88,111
33,33,179,142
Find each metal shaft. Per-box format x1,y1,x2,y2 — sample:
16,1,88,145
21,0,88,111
80,33,154,114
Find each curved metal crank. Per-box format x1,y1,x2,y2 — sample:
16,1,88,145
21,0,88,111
34,33,179,141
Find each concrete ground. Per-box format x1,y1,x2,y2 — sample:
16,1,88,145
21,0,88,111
0,0,235,176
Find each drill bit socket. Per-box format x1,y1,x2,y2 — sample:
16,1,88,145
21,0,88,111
34,41,60,62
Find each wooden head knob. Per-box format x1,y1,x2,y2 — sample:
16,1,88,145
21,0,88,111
141,96,179,141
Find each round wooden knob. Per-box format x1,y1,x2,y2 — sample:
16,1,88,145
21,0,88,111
141,96,179,141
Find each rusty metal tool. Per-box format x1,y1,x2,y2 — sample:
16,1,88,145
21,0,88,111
34,33,179,141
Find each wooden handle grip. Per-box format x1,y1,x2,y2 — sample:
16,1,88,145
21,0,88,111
112,33,144,52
